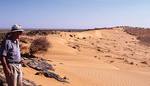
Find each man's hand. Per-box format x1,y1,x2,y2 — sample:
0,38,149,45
0,56,12,76
4,67,12,76
20,60,27,67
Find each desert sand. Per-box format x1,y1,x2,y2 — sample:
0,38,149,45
22,27,150,86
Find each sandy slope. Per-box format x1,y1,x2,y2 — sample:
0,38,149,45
23,28,150,86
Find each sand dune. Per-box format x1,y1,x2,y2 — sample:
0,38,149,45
22,28,150,86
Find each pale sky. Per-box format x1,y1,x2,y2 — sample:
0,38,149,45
0,0,150,29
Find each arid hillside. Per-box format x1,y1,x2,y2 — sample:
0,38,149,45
1,27,150,86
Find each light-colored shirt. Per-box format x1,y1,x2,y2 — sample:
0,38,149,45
0,39,21,62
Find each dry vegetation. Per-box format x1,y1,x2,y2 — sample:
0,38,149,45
26,30,50,36
29,37,50,54
124,27,150,46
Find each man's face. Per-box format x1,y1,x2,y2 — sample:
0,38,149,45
12,31,23,39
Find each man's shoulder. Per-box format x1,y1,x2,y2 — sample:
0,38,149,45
1,39,12,46
4,39,12,44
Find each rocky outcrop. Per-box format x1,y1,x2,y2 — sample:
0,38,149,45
35,71,69,83
27,58,54,71
22,56,69,83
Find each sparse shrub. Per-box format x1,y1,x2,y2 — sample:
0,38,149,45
26,31,37,36
30,37,50,54
26,30,49,36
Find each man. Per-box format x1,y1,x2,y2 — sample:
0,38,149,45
0,24,24,86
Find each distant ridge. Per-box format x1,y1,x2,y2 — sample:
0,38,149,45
0,26,150,32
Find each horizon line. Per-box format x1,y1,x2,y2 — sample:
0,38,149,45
0,25,150,30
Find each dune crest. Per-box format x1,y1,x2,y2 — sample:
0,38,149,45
22,28,150,86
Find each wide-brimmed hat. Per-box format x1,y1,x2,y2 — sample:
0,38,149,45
10,24,24,33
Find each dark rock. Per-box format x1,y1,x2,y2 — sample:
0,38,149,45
36,71,69,83
22,55,70,83
27,59,54,71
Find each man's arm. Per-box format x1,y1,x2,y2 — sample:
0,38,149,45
0,56,11,75
0,40,12,75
